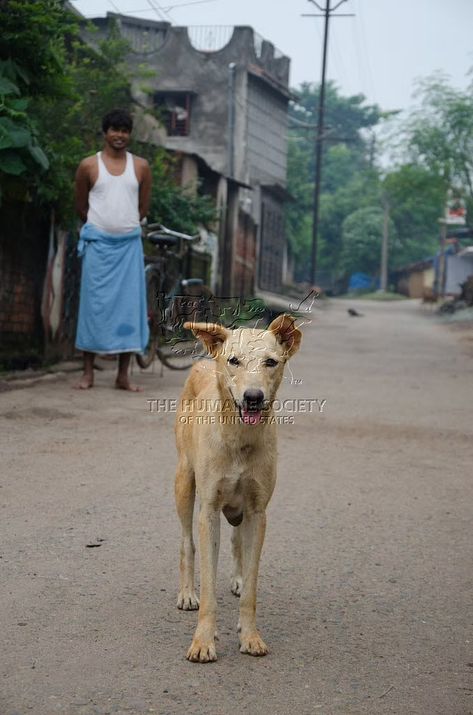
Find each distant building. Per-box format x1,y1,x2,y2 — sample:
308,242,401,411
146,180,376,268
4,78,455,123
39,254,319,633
395,258,435,298
84,15,294,297
394,242,473,298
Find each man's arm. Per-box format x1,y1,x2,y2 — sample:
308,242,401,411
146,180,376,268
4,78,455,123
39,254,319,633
138,160,152,220
75,160,90,223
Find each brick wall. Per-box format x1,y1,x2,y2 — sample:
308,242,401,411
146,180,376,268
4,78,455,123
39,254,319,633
0,203,49,359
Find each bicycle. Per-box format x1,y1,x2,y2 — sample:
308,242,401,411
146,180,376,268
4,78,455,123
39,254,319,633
136,222,214,370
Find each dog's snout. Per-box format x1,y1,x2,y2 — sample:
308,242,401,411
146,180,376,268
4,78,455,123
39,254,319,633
243,388,264,406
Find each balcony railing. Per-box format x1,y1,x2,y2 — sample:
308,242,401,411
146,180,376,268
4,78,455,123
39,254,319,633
187,26,235,52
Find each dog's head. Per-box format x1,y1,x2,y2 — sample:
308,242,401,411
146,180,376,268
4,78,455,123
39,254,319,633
185,314,302,425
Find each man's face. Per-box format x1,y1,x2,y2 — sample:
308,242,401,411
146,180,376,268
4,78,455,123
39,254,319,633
104,125,131,151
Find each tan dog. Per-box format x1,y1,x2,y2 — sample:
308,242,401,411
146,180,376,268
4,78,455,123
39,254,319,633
174,314,302,662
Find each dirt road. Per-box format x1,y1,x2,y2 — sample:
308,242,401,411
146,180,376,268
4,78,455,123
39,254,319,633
1,299,472,715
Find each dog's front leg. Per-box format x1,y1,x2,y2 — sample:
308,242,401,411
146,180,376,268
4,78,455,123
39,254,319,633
238,510,269,656
175,460,199,610
186,506,220,663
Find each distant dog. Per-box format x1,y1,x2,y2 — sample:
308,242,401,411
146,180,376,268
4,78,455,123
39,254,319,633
422,287,438,308
174,315,302,662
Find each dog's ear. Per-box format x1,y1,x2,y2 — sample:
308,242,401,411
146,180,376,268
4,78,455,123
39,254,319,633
184,322,230,357
268,314,302,358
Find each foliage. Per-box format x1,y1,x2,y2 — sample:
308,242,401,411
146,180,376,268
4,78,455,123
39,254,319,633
32,26,134,222
287,74,473,282
291,82,382,157
0,1,216,231
0,0,73,96
287,82,383,279
379,74,473,267
395,74,473,207
317,168,381,273
0,0,75,199
340,207,395,276
138,146,216,234
383,164,444,267
0,60,49,183
285,135,313,273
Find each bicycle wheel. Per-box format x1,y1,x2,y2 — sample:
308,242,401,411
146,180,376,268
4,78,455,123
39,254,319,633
157,286,213,370
136,270,161,369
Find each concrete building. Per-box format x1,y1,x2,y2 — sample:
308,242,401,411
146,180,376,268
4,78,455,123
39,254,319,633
84,15,293,298
395,258,435,298
444,247,473,295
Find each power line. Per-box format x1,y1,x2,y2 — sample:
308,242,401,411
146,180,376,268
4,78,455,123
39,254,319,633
302,0,355,285
107,0,121,12
74,0,218,20
354,0,379,105
162,0,217,10
146,0,170,21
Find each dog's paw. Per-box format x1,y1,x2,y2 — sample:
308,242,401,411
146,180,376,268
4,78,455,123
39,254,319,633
239,631,269,657
230,576,242,597
177,590,200,610
186,638,217,663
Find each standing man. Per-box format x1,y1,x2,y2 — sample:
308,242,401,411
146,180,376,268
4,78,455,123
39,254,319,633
74,108,152,390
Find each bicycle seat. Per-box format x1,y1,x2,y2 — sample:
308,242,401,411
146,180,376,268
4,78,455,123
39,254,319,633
147,232,178,248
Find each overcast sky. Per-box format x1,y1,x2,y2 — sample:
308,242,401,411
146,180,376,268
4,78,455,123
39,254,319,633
70,0,473,112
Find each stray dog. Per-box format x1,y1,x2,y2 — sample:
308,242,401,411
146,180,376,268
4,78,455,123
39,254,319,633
174,314,302,662
421,286,438,307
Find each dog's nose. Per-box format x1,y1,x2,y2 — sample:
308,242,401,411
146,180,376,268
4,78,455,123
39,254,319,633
243,388,264,406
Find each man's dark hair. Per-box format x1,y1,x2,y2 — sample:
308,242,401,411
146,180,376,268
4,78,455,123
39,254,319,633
102,109,133,133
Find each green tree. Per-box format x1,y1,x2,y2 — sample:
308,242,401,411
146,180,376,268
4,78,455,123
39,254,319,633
33,25,134,223
286,134,313,273
0,0,74,199
139,146,216,234
394,73,473,217
340,206,396,276
0,1,215,230
383,164,445,268
287,82,383,279
318,168,381,273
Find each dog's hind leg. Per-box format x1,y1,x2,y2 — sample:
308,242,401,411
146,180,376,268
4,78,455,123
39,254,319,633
230,526,243,597
175,458,199,611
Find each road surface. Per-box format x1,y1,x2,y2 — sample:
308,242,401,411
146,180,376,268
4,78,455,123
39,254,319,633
1,298,472,715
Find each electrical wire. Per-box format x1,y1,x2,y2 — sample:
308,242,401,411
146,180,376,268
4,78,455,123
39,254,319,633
349,0,365,95
73,0,218,13
146,0,170,21
329,25,349,90
353,0,379,105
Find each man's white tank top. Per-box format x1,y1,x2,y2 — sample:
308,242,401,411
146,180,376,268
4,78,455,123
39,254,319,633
87,151,140,234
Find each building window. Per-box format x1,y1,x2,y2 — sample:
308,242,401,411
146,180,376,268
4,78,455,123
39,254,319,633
154,92,192,137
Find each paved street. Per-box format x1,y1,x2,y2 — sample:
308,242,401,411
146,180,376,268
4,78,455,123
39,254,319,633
1,299,472,715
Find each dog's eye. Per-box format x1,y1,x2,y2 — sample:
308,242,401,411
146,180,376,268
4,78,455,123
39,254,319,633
264,358,278,368
228,356,240,366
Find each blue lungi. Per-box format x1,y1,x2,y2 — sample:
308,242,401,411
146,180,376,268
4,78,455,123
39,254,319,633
75,223,149,354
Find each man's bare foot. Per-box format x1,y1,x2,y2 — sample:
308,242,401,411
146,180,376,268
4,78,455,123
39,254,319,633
75,374,94,389
115,377,143,392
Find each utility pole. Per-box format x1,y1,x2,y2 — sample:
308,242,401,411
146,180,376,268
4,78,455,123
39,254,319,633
380,197,389,292
227,62,236,178
302,0,354,286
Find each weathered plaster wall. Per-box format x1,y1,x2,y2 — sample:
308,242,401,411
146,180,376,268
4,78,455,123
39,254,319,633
87,16,291,190
247,77,288,186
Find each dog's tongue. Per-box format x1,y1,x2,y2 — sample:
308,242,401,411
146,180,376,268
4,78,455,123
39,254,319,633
242,409,263,425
